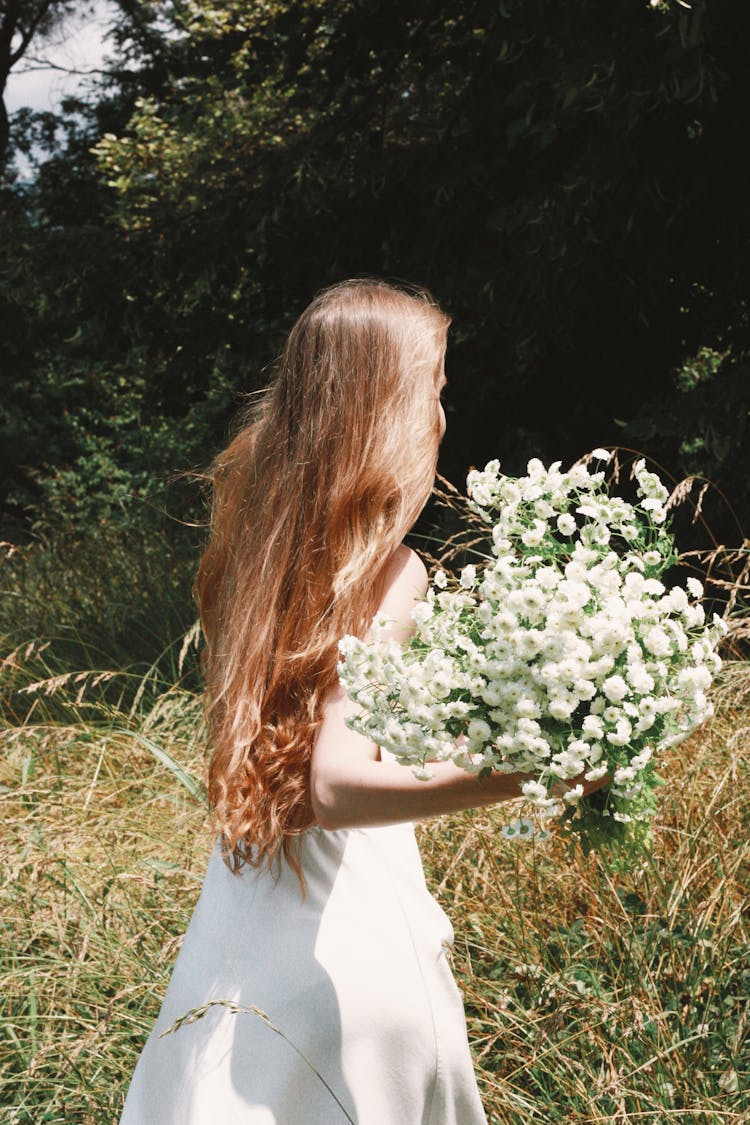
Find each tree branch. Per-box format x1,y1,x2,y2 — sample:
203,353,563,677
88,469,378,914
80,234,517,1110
17,54,120,79
9,0,57,67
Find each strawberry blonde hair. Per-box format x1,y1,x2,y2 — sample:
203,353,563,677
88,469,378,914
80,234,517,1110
195,279,450,877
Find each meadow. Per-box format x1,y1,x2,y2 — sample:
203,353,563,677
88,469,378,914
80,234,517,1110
1,528,748,1124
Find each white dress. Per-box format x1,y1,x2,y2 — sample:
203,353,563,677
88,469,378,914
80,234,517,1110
119,812,488,1124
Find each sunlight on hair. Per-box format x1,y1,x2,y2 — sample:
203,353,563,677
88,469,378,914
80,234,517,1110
194,279,451,882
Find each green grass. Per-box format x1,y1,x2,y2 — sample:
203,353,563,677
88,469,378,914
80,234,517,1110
1,652,747,1123
0,521,201,685
1,526,748,1123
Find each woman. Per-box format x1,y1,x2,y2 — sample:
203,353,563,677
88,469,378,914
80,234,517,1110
120,279,606,1124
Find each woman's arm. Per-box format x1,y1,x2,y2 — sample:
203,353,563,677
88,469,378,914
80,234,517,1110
310,546,609,831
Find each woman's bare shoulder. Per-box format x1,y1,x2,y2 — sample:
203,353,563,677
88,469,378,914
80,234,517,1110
377,545,428,643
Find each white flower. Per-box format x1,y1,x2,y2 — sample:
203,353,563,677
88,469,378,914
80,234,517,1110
584,763,608,782
480,681,505,707
591,448,612,462
557,579,591,611
516,630,545,659
642,500,667,523
338,634,359,658
492,532,512,555
627,663,655,694
567,464,592,488
467,462,501,509
516,696,541,719
550,747,586,778
664,586,688,614
630,746,653,770
509,586,547,621
467,718,492,745
549,696,574,721
369,611,394,638
412,601,434,625
686,576,703,599
521,780,549,802
501,817,536,840
557,513,577,536
684,603,706,627
644,626,671,657
536,565,560,590
633,459,669,501
614,765,637,785
603,675,629,703
433,569,448,589
566,738,589,757
429,672,453,699
635,699,657,733
607,717,632,746
460,564,477,588
582,715,604,740
522,520,546,548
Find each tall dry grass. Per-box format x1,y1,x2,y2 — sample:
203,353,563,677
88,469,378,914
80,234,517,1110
0,673,209,1124
1,650,747,1123
419,694,749,1123
1,499,748,1123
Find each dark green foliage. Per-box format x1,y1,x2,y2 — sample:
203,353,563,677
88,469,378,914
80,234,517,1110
0,515,202,695
2,0,750,539
628,348,750,534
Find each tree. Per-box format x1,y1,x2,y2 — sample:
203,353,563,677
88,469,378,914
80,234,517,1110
0,0,84,166
93,0,750,480
3,0,750,538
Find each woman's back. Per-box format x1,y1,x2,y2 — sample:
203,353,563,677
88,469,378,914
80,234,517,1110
119,813,487,1124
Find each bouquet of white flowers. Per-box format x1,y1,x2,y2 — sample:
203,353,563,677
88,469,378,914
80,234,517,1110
338,452,727,861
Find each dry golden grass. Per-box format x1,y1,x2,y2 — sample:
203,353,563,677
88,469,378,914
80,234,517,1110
0,687,212,1124
418,702,750,1123
1,666,748,1123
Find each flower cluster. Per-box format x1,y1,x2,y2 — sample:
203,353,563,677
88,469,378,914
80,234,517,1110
338,452,727,859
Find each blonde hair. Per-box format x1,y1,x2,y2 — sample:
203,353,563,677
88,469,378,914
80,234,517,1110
195,279,450,877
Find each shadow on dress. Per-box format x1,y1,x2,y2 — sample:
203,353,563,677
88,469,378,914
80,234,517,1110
119,829,355,1124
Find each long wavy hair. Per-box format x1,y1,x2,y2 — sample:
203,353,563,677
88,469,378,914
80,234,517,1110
195,279,450,878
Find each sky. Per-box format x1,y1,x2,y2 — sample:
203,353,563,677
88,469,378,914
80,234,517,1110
5,2,117,117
